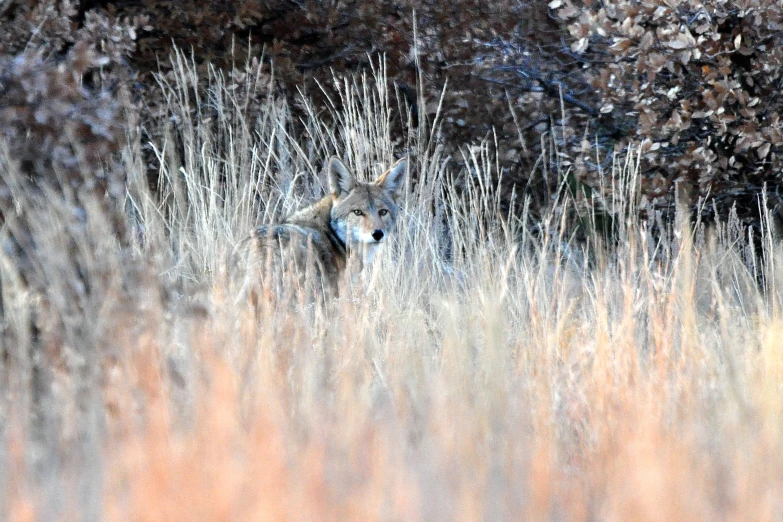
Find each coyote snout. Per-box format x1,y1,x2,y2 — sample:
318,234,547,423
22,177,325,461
241,156,407,297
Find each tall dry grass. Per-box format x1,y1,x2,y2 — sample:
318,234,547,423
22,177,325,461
1,51,783,521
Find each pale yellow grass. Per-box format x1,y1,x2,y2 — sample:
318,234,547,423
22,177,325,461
0,52,782,521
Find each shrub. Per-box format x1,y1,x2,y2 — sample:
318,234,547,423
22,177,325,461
0,44,129,289
549,0,783,222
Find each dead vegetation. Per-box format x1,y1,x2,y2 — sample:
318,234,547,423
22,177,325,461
2,1,783,519
4,1,782,228
0,47,782,519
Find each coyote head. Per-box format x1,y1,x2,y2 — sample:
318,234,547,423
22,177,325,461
328,156,407,263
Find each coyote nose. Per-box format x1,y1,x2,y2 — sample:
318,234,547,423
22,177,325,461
372,229,384,241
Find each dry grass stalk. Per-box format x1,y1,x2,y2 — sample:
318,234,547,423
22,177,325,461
0,52,782,521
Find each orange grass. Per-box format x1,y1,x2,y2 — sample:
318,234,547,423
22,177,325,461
1,52,783,520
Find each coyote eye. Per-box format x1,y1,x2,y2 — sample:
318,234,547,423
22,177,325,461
352,209,363,216
378,209,389,216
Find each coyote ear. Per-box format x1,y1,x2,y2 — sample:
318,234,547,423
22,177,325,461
374,158,407,196
328,156,356,196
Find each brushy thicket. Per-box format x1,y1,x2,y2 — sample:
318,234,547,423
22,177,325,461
0,0,783,233
0,1,144,268
0,45,131,298
3,0,781,228
550,0,783,223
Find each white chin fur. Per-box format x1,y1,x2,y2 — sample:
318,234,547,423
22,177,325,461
349,227,384,264
362,243,381,264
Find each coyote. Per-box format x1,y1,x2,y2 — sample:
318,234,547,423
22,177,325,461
242,156,407,297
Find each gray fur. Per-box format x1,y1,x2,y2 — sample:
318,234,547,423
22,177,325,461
240,156,407,298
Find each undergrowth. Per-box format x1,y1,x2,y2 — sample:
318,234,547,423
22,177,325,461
0,51,782,521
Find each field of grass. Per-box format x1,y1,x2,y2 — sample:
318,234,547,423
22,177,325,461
1,52,783,521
